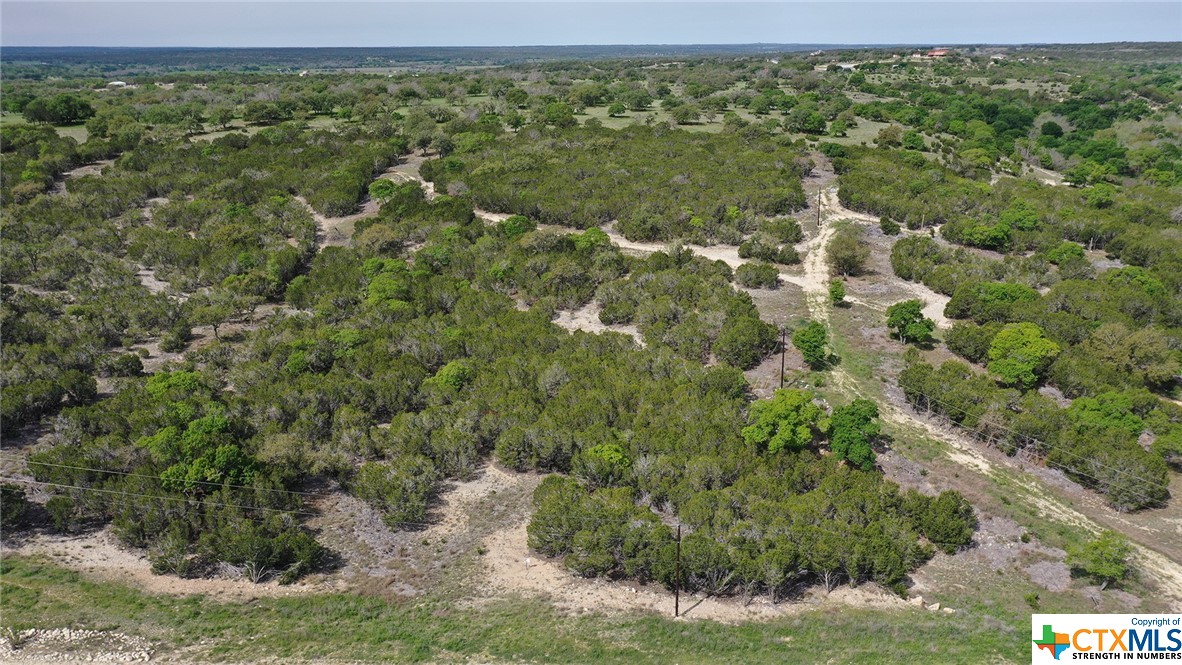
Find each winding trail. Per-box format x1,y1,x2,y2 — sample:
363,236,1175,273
896,280,952,330
50,159,115,195
798,204,839,322
388,152,510,224
310,153,1182,607
293,195,378,250
296,153,512,250
818,189,951,328
875,401,1182,607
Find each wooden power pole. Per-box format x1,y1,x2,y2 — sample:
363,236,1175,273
674,524,682,618
817,188,822,226
779,327,786,389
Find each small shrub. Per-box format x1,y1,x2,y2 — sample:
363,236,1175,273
46,495,74,533
734,262,779,289
828,279,846,305
1066,531,1132,590
104,353,144,377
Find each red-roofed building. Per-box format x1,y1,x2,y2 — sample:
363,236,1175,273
926,48,951,58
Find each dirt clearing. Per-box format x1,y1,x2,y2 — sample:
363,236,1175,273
552,302,645,345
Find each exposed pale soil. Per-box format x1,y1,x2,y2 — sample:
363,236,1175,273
800,178,1182,610
293,194,379,250
135,268,172,296
551,302,644,346
479,516,912,623
1,528,315,602
295,152,512,251
50,160,116,195
2,163,986,631
0,628,153,664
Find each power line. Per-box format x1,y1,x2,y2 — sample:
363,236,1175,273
898,386,1170,506
813,329,1168,505
0,472,973,549
5,472,974,604
905,385,1169,495
0,476,321,519
8,387,1140,534
792,348,1167,506
0,456,337,501
7,383,1164,519
4,383,1167,525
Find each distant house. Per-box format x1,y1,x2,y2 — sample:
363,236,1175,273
107,81,127,88
926,49,951,58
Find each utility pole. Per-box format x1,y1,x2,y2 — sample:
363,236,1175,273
817,188,822,227
779,327,786,389
674,524,682,618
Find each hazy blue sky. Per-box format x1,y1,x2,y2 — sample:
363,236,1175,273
2,1,1179,47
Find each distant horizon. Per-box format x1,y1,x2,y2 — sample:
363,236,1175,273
3,2,1180,48
3,40,1178,51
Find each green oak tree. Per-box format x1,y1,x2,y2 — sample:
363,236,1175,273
886,299,935,346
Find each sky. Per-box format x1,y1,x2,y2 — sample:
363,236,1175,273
2,1,1180,48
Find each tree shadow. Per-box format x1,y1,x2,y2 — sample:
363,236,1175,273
872,431,895,457
767,578,814,605
913,338,938,351
314,546,346,575
890,334,937,352
0,421,51,452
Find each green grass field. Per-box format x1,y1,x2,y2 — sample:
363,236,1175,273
1,555,1030,664
0,113,88,142
1112,113,1182,150
579,105,729,133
